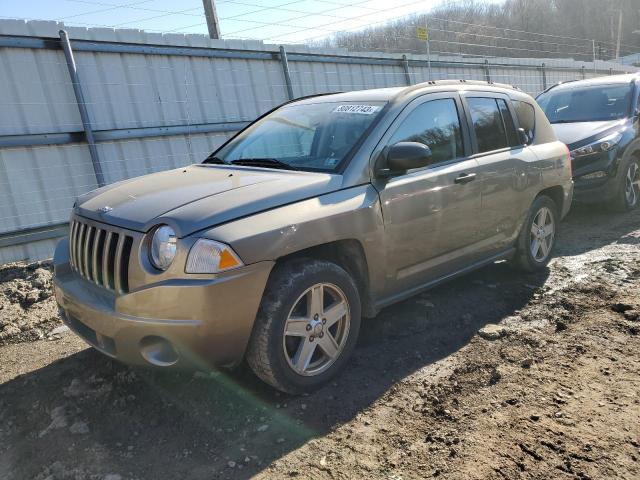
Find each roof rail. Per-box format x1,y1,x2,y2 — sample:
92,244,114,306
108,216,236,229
405,79,520,93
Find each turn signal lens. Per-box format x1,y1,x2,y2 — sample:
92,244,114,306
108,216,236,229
185,239,243,274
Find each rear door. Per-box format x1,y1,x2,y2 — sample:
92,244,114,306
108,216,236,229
460,93,535,252
374,93,486,296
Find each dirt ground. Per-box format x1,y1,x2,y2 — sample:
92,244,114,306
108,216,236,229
1,204,639,480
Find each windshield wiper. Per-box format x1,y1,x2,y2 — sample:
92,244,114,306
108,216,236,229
229,158,299,170
551,117,624,124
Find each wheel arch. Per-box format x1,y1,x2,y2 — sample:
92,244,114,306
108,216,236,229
537,185,565,216
272,239,376,318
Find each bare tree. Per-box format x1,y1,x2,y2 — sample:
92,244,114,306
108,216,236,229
315,0,640,61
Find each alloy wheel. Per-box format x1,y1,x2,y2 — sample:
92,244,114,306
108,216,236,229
625,161,640,207
530,206,555,262
282,282,350,376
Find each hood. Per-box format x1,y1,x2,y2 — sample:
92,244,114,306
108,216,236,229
76,165,343,237
551,119,627,148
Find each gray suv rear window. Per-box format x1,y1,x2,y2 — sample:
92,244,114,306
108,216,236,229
512,100,536,141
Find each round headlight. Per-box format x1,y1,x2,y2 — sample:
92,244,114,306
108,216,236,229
149,225,177,271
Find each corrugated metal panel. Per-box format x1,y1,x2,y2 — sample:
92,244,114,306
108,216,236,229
0,47,81,135
489,66,544,96
289,61,407,97
77,52,287,130
95,131,232,184
0,143,95,234
0,131,233,236
0,237,62,264
545,69,584,86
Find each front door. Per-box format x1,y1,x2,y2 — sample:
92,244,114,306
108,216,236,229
374,94,485,296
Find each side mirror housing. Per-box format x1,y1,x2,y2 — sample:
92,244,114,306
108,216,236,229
517,128,530,146
378,142,433,177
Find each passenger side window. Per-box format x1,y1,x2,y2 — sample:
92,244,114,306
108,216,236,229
512,100,536,141
389,98,463,164
467,97,511,153
497,99,519,146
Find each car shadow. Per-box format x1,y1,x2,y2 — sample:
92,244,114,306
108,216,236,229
1,259,550,480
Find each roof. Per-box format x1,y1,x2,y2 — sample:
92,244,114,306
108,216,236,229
292,79,529,106
543,73,640,93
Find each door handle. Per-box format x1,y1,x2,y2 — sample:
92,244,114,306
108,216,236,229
454,173,477,184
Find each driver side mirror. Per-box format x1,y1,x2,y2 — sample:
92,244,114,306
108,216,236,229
377,142,433,177
517,128,530,146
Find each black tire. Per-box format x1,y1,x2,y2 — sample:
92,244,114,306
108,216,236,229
609,156,640,212
514,195,558,272
246,259,361,394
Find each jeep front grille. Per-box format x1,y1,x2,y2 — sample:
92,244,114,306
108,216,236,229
69,219,133,294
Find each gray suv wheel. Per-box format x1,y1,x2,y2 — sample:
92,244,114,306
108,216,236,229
246,259,361,394
514,195,558,272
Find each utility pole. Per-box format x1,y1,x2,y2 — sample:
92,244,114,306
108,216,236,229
202,0,221,39
615,8,623,60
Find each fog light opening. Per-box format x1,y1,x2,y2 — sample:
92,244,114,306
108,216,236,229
139,336,179,367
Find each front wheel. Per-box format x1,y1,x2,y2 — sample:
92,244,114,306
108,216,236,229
246,259,361,394
514,195,558,272
610,157,640,212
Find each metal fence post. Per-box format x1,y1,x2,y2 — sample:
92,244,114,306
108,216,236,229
59,30,105,187
540,63,547,90
401,54,412,85
581,65,586,79
279,45,294,101
483,59,491,82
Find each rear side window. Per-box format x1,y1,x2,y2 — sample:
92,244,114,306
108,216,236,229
467,97,511,153
497,99,519,146
389,98,464,164
512,100,536,141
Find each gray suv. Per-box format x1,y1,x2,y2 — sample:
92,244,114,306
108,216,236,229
53,81,573,393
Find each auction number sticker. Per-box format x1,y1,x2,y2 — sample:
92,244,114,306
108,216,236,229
333,104,381,115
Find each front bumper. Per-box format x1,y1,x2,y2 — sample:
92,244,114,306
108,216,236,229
572,175,617,203
571,148,622,203
53,237,273,369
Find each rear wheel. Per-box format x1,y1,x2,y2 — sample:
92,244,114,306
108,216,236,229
610,157,640,212
514,195,558,272
246,259,361,394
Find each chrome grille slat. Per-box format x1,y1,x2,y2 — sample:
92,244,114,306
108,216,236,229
69,218,133,294
73,221,81,271
103,231,113,289
69,221,77,270
91,228,102,283
71,221,79,270
78,223,87,275
83,226,93,279
113,234,125,294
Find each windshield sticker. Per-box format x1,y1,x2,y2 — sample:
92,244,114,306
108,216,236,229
333,104,381,115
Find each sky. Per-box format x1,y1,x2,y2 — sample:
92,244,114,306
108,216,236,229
0,0,503,43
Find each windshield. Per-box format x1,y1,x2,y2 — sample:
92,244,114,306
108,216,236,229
537,84,633,123
209,101,385,172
